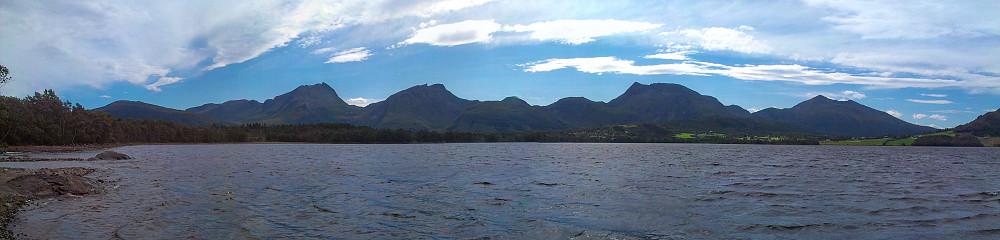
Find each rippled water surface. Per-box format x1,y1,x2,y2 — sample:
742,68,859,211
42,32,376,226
5,143,1000,239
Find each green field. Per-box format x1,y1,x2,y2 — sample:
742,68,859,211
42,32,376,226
885,137,916,146
924,131,956,137
674,132,726,139
740,136,785,141
674,133,696,139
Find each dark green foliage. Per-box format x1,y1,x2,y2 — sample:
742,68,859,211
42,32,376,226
96,100,228,126
912,134,983,147
531,116,820,144
0,65,10,88
953,108,1000,137
751,95,935,137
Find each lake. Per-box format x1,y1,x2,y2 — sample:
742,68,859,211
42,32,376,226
4,143,999,239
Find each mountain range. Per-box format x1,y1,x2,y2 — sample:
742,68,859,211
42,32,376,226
96,82,937,137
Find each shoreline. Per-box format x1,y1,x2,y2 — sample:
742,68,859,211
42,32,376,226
0,150,129,238
2,143,127,153
1,167,102,239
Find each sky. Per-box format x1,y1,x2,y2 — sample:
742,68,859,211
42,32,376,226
1,0,998,128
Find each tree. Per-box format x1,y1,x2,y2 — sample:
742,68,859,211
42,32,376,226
0,64,10,91
0,65,12,145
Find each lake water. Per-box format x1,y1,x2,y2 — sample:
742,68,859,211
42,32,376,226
4,143,999,239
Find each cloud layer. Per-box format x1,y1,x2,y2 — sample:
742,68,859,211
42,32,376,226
522,56,968,89
1,0,997,103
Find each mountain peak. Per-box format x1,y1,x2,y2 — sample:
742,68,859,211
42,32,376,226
810,95,831,101
501,96,528,105
97,100,227,126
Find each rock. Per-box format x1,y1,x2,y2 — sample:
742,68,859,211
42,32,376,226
1,168,99,198
90,151,132,160
5,174,97,197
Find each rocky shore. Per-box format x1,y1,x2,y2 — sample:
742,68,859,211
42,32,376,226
0,150,130,239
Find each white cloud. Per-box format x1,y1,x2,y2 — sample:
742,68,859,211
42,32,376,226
886,109,902,118
644,50,694,60
806,90,866,100
145,77,183,92
347,97,382,107
0,0,493,95
920,93,947,97
311,47,338,55
913,113,946,121
400,20,502,46
99,95,111,99
418,0,495,17
506,19,662,44
523,57,712,76
804,0,1000,39
522,56,964,89
325,47,372,63
644,44,696,60
929,109,976,114
906,99,953,104
663,26,771,54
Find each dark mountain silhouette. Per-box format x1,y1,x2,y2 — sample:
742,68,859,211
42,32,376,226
607,82,750,122
185,99,263,123
101,82,936,137
447,97,566,133
953,108,1000,137
544,97,637,128
187,83,360,124
96,100,227,126
751,95,935,137
355,84,476,130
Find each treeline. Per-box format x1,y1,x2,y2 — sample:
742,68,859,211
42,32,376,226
1,90,823,146
0,90,487,145
912,134,984,147
1,90,224,145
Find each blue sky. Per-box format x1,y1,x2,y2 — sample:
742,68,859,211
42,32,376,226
1,0,998,128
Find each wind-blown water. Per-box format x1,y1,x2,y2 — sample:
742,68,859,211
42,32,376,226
5,143,999,239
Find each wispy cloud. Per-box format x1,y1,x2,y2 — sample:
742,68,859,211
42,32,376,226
346,97,382,107
929,109,977,114
804,0,999,39
99,95,112,99
913,113,947,121
523,56,964,89
0,0,492,94
506,19,661,44
145,77,183,92
805,90,866,100
920,93,947,97
325,47,372,63
662,26,770,54
906,99,953,104
400,20,503,46
886,109,902,118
